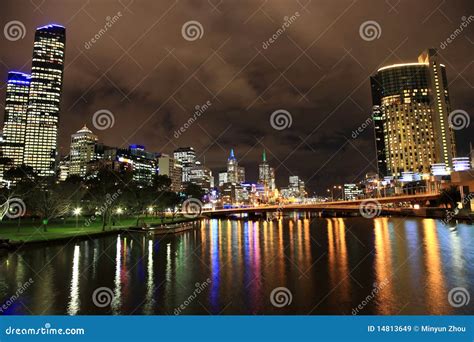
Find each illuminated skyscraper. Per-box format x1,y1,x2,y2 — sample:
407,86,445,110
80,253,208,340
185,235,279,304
371,49,456,177
69,125,98,177
173,147,196,183
258,150,275,191
227,149,238,183
189,161,214,193
23,24,66,176
2,72,31,167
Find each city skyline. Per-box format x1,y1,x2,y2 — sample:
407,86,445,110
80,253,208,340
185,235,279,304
0,1,473,193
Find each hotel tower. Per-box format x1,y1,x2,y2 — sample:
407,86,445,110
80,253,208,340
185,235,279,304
371,49,456,177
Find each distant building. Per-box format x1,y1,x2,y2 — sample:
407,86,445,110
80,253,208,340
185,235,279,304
1,72,31,168
158,154,182,192
218,171,228,187
23,25,66,177
173,147,196,183
258,150,276,191
344,184,363,200
69,125,98,177
288,175,306,198
371,49,456,178
188,161,213,193
227,149,238,183
238,166,245,183
58,157,70,181
104,145,158,185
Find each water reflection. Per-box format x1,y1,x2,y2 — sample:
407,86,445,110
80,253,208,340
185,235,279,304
0,217,473,315
67,245,80,315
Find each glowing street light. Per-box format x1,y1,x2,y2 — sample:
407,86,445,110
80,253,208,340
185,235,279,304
116,207,123,222
73,207,82,228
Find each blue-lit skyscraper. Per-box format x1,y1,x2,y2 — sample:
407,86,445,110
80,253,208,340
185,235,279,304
2,72,31,167
23,24,66,176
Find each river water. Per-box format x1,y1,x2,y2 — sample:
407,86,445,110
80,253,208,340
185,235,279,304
0,216,473,315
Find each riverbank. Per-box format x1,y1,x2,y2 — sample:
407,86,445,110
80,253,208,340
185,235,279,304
0,216,199,249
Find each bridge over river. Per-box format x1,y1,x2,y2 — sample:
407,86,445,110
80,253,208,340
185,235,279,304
200,193,442,218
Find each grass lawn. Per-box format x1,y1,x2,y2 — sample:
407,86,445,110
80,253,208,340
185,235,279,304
0,216,195,243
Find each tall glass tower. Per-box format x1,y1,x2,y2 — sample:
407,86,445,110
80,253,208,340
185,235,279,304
173,147,196,183
2,72,31,167
370,49,456,177
23,24,66,177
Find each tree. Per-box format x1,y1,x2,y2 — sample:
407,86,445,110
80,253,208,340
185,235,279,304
29,178,74,232
184,183,205,200
85,166,129,231
153,174,172,192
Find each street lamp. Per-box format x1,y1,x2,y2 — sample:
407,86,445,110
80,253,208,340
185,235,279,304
73,207,82,228
116,207,124,223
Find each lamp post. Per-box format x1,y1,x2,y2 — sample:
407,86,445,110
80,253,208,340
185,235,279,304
73,207,82,228
116,207,123,222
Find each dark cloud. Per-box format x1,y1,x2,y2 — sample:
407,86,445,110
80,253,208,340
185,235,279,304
1,0,473,193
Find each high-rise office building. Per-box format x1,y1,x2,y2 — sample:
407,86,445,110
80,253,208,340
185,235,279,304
218,171,228,187
371,49,456,177
288,175,306,198
69,125,98,177
188,161,214,193
227,149,238,183
23,24,66,177
158,154,182,192
173,147,196,183
2,72,31,167
258,150,275,191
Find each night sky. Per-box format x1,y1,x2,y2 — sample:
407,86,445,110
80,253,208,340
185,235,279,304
1,0,473,194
